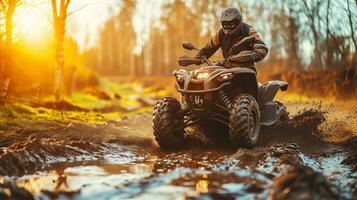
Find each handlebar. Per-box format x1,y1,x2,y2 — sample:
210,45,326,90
178,36,257,67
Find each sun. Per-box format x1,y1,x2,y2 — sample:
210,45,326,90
14,4,52,44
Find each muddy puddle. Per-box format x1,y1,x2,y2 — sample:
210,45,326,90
1,143,356,200
0,108,356,200
13,158,156,197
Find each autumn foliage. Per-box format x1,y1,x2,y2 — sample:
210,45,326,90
0,0,356,101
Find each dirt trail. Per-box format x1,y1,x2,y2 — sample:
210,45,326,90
0,98,356,200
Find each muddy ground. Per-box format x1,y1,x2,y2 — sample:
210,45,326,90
0,91,356,199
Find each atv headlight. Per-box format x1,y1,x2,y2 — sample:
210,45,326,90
176,74,184,82
217,73,233,81
196,72,209,80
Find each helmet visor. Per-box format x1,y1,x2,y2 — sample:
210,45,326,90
221,20,237,30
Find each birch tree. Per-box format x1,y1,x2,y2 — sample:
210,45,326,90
51,0,71,100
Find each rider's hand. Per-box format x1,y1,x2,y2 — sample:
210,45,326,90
221,57,231,65
215,59,226,66
193,56,202,65
225,57,231,63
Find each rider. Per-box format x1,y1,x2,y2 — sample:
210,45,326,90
195,7,268,72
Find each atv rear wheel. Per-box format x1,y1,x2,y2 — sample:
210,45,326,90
153,97,185,149
229,94,260,148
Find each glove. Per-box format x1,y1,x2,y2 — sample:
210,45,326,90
229,51,260,63
215,58,231,66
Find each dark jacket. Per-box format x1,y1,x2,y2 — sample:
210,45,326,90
196,23,268,71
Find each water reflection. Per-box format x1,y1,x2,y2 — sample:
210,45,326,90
196,180,209,193
15,160,155,194
195,174,209,193
55,168,68,191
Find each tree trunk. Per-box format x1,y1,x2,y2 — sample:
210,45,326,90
289,17,302,70
347,0,357,53
1,0,16,103
52,0,70,101
286,2,302,71
302,0,323,70
5,1,14,68
312,27,323,70
53,20,65,100
325,0,332,68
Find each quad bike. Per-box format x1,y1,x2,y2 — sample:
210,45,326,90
153,36,289,149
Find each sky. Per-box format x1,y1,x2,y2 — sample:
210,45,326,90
13,0,164,51
14,0,118,48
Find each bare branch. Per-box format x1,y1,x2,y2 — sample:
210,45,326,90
347,0,357,52
59,0,65,18
67,3,89,17
26,1,54,25
51,0,58,20
335,0,357,17
65,0,70,10
15,0,23,7
7,0,17,17
329,31,349,65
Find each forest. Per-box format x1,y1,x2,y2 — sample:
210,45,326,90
0,0,356,101
94,0,357,75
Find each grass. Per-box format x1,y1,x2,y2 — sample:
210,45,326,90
0,78,161,134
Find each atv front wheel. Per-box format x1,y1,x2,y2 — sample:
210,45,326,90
229,94,260,148
153,97,185,149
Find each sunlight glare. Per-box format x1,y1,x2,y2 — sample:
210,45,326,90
14,6,52,44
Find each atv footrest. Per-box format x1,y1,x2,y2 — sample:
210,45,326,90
260,102,279,126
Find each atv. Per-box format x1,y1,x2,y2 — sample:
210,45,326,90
153,37,288,149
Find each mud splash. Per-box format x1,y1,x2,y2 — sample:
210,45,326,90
258,108,333,154
0,107,356,199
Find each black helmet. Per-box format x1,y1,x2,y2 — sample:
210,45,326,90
220,8,243,35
